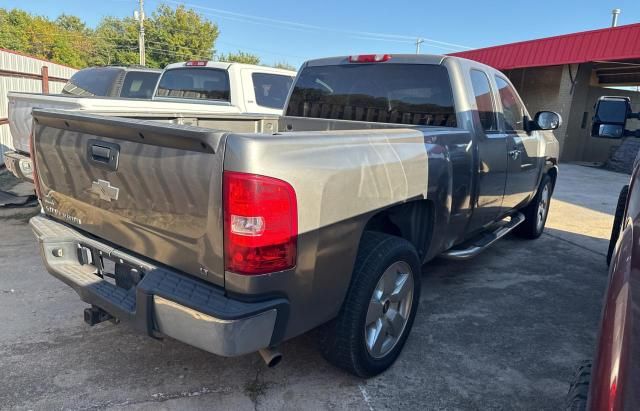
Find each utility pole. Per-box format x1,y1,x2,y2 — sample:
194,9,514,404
415,38,424,54
137,0,146,66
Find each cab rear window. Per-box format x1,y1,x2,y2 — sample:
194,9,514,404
156,68,230,101
252,73,294,109
62,67,121,96
120,71,161,99
286,64,457,127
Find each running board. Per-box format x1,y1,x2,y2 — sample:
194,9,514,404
440,213,525,261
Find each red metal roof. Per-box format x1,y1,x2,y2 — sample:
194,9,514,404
450,23,640,70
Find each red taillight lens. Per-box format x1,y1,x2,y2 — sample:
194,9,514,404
28,130,42,199
348,54,391,63
185,60,208,67
223,171,297,275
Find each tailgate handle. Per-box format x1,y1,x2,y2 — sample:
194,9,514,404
87,140,120,171
91,145,111,161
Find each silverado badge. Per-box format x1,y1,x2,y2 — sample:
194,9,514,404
90,179,119,202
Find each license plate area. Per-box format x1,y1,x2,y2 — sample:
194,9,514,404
77,244,144,290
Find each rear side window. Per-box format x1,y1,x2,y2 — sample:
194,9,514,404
252,73,294,109
286,64,457,127
156,68,230,101
495,76,525,131
62,68,121,96
120,71,161,99
470,70,497,131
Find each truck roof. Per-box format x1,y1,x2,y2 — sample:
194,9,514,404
302,54,498,73
89,65,162,73
304,54,446,67
164,61,296,75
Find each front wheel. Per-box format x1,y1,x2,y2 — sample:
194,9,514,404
607,185,628,266
321,231,421,377
515,174,553,239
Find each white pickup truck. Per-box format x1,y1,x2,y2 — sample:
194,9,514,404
5,61,295,181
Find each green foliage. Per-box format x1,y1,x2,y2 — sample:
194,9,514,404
273,61,297,71
92,16,140,66
146,4,219,68
0,4,221,69
217,51,261,65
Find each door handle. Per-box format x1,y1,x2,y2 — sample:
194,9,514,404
508,149,521,160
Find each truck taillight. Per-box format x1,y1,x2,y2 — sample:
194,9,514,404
28,130,42,199
223,171,297,275
348,54,391,63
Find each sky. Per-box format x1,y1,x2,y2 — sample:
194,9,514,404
3,0,639,67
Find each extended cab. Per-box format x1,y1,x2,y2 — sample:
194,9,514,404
5,62,295,181
29,55,560,377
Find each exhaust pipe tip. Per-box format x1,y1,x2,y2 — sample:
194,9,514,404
258,347,282,368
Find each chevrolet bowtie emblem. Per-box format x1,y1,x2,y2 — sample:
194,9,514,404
90,179,119,202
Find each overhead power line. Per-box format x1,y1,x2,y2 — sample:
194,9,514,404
150,0,472,51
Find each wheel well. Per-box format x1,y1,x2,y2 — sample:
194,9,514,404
362,200,434,259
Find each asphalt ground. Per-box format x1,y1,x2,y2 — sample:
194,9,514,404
0,164,628,410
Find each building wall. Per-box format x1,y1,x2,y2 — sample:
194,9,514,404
507,63,640,166
504,65,575,157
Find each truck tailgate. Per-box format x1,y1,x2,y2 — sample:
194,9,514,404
32,109,227,286
9,93,83,153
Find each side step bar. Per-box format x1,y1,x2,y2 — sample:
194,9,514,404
440,212,525,261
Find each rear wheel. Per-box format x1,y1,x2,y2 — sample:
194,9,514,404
515,174,553,239
565,361,591,411
607,185,629,266
321,231,421,377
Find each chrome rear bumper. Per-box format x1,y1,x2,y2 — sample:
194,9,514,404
30,215,287,357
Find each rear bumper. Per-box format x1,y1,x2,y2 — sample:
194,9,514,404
3,151,33,182
30,215,288,357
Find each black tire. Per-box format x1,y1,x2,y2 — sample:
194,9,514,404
321,231,421,377
565,361,592,411
515,173,553,239
607,185,629,266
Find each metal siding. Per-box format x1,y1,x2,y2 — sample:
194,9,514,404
0,49,77,164
452,23,640,70
0,49,77,78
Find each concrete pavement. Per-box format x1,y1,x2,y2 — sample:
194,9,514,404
0,164,629,410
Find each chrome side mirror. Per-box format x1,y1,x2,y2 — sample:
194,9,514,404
597,124,625,139
533,111,561,130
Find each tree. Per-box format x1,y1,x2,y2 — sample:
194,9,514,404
145,4,219,68
52,14,94,67
217,51,260,65
0,9,31,52
0,4,220,69
93,16,140,66
273,61,297,71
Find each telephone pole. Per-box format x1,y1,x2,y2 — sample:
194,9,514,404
415,38,424,54
137,0,146,66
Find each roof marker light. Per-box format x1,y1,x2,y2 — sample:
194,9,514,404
185,61,208,67
348,54,392,63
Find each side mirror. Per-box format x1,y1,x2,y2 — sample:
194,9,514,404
528,111,561,131
591,96,631,139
